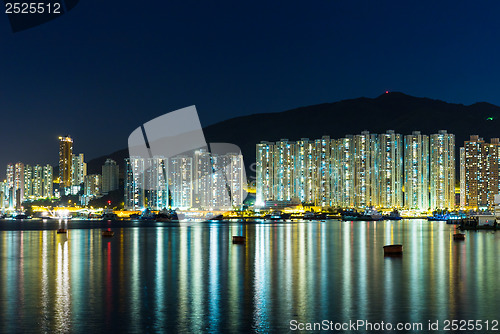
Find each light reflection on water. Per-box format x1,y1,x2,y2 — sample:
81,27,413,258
0,220,499,333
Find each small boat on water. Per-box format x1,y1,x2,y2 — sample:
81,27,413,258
383,244,403,255
427,213,449,221
14,213,30,219
384,209,402,220
57,228,67,234
341,208,382,221
341,210,361,221
360,208,383,221
304,211,315,220
453,233,465,240
101,209,118,220
155,209,184,222
102,230,114,237
304,212,327,220
129,213,140,220
265,212,291,221
232,236,246,244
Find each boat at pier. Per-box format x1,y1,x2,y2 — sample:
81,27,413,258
384,209,402,220
341,208,382,221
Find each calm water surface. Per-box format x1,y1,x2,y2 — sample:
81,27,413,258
0,219,499,333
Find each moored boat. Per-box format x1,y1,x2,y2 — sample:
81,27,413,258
384,209,402,220
359,208,383,221
101,209,118,220
427,214,449,221
383,244,403,255
341,210,361,221
232,236,246,244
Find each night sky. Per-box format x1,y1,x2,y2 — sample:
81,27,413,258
1,1,500,178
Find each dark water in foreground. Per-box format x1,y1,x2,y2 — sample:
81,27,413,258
0,219,499,333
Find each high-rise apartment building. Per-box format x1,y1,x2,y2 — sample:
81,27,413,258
430,130,455,210
460,135,500,209
24,164,32,198
404,131,429,210
32,165,43,198
273,139,295,201
256,141,274,206
193,149,212,208
294,139,316,204
59,136,73,188
42,165,53,198
124,157,145,210
14,162,25,209
6,164,14,208
102,159,119,194
353,131,379,207
71,153,86,186
0,181,5,209
335,136,355,208
169,156,193,209
378,130,403,208
315,136,331,207
84,174,102,197
144,157,168,210
224,152,246,208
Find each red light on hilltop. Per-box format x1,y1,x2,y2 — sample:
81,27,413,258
385,90,389,94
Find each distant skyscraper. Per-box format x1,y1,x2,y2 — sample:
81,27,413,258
144,157,168,210
193,149,212,208
460,135,500,209
273,139,294,201
224,152,246,208
378,130,403,208
71,153,86,186
42,165,53,198
84,174,102,197
335,135,355,208
59,136,73,188
404,131,429,210
430,130,455,210
315,136,331,207
169,156,193,209
102,159,119,194
14,162,25,209
353,131,379,207
0,181,5,209
210,154,232,209
32,165,43,198
256,141,274,206
6,164,14,189
294,139,316,204
124,157,145,210
24,164,33,198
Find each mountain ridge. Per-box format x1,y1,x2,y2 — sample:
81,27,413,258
83,92,500,179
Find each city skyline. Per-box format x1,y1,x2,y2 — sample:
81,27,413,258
4,129,500,212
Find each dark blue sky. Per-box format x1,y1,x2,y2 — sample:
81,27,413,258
1,0,500,177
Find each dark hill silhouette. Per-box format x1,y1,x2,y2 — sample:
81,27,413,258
84,92,500,180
